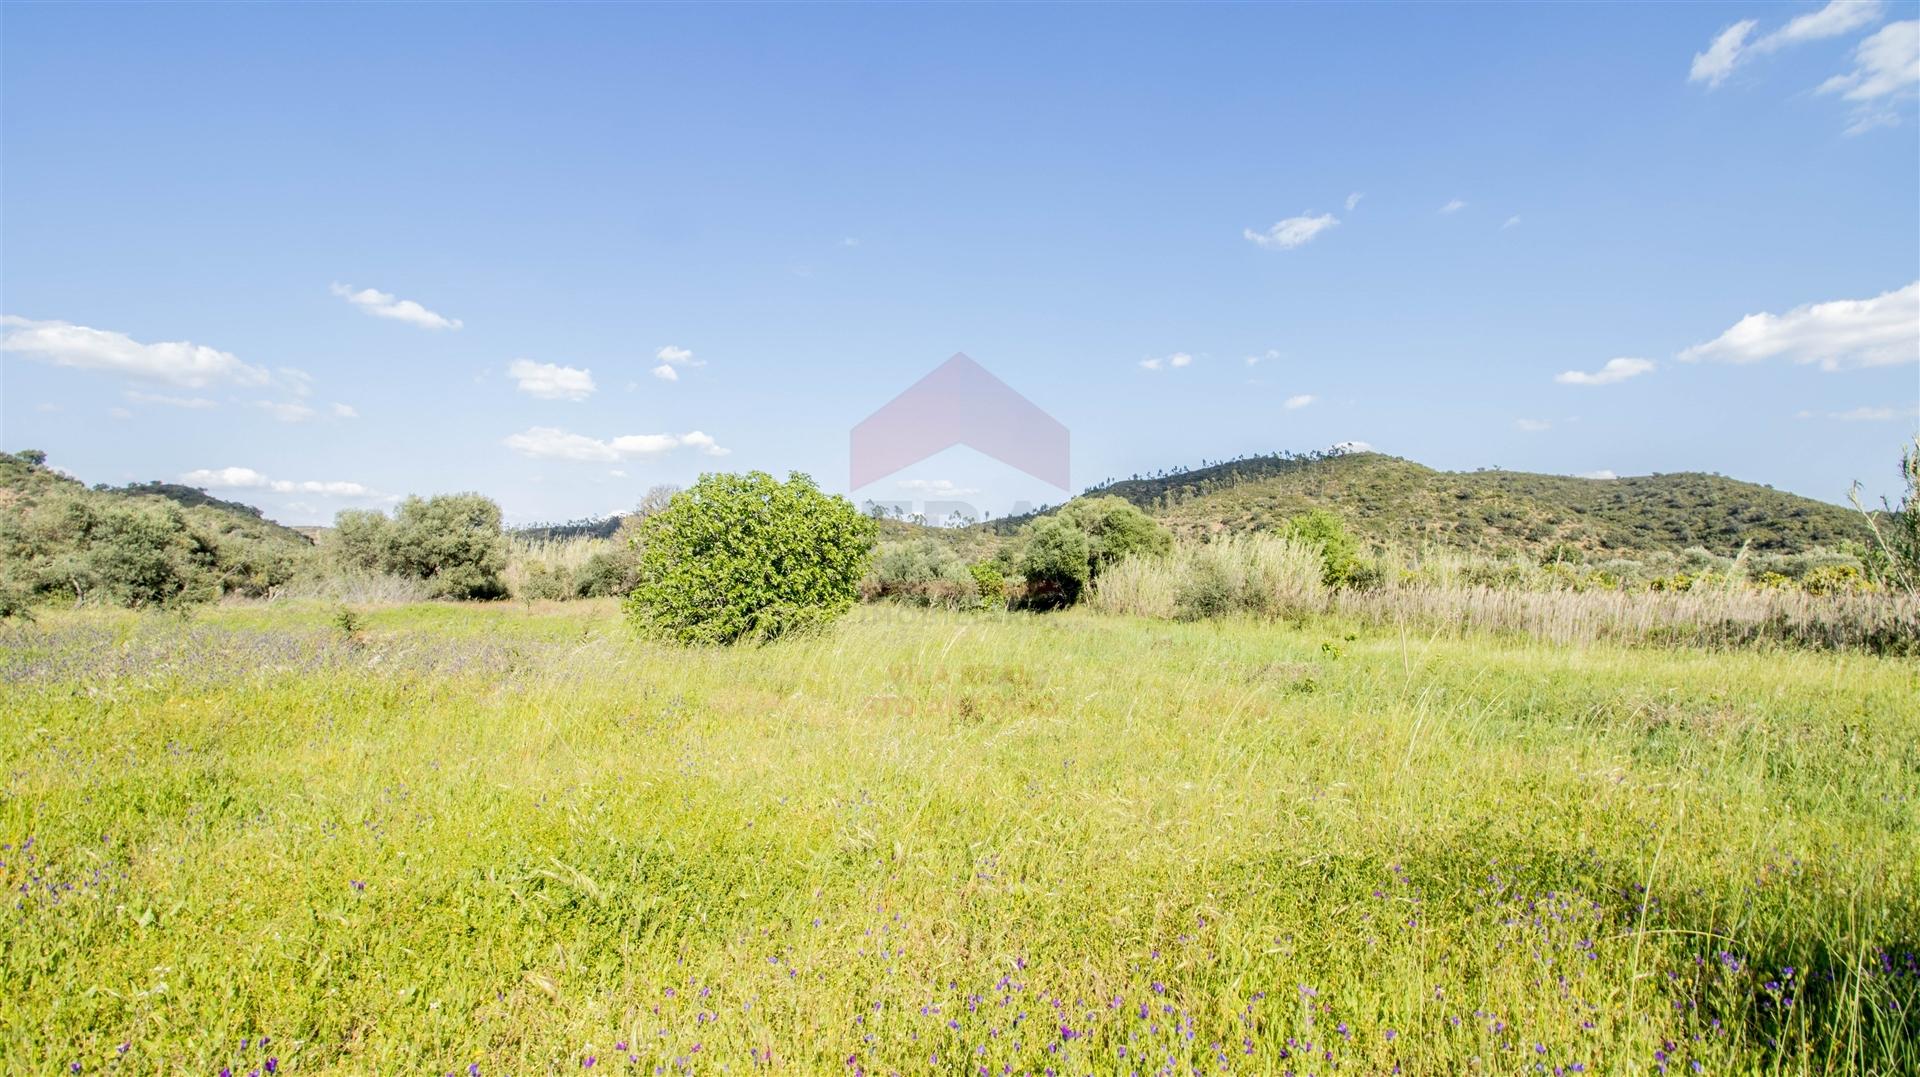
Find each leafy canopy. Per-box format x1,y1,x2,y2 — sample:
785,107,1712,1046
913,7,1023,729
624,471,877,645
1016,496,1169,609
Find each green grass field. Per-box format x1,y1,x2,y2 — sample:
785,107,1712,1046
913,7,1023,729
3,601,1916,1075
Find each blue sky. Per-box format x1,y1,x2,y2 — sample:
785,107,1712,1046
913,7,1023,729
2,2,1917,525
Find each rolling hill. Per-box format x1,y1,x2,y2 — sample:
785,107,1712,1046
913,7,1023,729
1066,451,1872,557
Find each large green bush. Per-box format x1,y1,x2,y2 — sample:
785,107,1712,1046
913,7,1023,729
1056,496,1173,571
1016,516,1093,609
865,539,979,608
624,471,877,645
1282,509,1365,587
1014,496,1170,609
327,493,508,599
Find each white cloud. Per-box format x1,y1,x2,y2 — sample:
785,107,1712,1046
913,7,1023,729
1284,394,1316,410
254,400,317,422
1556,357,1656,386
898,478,982,497
1819,19,1918,131
1515,418,1552,432
1773,1,1886,49
1,315,269,388
1502,215,1523,230
1579,469,1619,480
1690,4,1902,130
508,358,597,401
1331,440,1373,453
1345,192,1364,211
109,407,132,420
183,466,270,488
502,426,730,462
1678,281,1918,370
1691,19,1760,87
331,402,359,419
649,345,703,383
182,465,374,498
125,390,217,409
1245,349,1280,367
1440,199,1466,214
1140,352,1194,371
330,282,462,330
1244,213,1338,250
272,479,369,496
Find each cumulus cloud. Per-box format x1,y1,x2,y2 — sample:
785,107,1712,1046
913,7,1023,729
650,344,703,383
898,478,981,497
1244,213,1338,250
1284,394,1316,410
1245,349,1280,367
1678,281,1918,370
1331,440,1373,454
1580,469,1619,480
1140,352,1195,372
254,400,318,422
1440,199,1467,214
181,466,370,497
508,358,597,401
1515,418,1552,431
1,315,269,388
1345,192,1364,211
1556,357,1656,386
330,282,462,330
331,402,359,419
502,426,730,462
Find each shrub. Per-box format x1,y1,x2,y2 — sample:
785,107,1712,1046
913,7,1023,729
1283,509,1364,587
1013,497,1170,609
1015,517,1092,610
624,471,876,645
328,494,508,600
968,562,1006,609
865,539,978,608
1055,496,1173,572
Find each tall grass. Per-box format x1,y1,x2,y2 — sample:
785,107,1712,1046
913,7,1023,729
1092,532,1324,619
502,534,611,600
2,601,1913,1074
1094,539,1920,652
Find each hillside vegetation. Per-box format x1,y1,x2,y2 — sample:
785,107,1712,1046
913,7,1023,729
1076,452,1873,557
0,450,315,608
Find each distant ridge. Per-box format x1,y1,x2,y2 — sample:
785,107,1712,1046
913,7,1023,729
1063,451,1870,557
